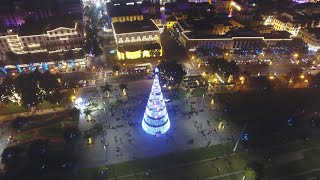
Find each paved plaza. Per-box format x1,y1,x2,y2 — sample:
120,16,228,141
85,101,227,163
77,80,237,168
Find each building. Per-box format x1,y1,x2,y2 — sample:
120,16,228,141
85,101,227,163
178,18,237,35
267,12,307,36
112,19,162,60
293,0,320,3
297,28,320,51
174,21,292,51
294,2,320,15
107,1,162,23
0,0,82,27
0,15,84,60
215,0,243,16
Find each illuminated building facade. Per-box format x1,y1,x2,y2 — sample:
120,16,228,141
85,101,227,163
293,0,320,3
266,12,307,36
297,28,320,51
142,68,170,136
0,0,82,27
112,19,162,60
175,21,292,51
0,18,84,60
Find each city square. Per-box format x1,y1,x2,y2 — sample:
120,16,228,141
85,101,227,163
76,78,236,168
1,0,320,179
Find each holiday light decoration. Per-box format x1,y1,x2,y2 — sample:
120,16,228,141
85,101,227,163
142,68,170,136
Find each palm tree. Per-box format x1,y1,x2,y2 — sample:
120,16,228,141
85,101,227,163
83,109,92,117
119,82,128,96
100,82,113,102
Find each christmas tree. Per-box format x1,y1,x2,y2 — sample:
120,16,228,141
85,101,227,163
142,68,170,136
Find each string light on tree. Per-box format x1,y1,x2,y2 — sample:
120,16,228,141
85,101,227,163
142,68,170,136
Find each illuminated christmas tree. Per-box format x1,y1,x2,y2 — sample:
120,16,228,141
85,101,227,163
142,68,170,136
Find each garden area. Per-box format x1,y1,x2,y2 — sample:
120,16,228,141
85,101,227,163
11,108,80,144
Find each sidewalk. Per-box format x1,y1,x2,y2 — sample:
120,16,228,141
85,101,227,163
0,107,67,122
110,154,237,180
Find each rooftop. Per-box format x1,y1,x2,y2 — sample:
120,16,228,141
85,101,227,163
307,28,320,39
18,14,81,36
107,1,159,17
184,29,291,40
113,20,159,34
109,7,142,17
178,18,232,31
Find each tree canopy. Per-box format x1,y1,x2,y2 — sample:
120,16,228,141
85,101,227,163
0,70,61,107
208,58,239,78
157,61,187,86
83,5,103,57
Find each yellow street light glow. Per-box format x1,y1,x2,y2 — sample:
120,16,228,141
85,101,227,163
269,76,275,80
289,78,293,84
300,74,305,79
215,73,225,83
213,78,218,83
294,53,299,57
88,137,93,144
87,115,92,121
304,79,308,83
239,76,245,84
70,95,76,102
218,122,223,130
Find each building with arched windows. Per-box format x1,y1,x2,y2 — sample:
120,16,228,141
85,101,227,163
112,19,162,60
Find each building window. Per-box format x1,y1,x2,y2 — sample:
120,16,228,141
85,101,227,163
55,32,58,34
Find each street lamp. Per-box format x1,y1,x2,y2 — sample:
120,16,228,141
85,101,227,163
300,74,305,79
239,76,245,84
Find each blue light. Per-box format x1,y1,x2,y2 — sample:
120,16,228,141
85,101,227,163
1,66,7,75
288,117,293,126
142,73,170,136
42,63,49,71
29,63,36,71
16,64,22,73
241,133,249,141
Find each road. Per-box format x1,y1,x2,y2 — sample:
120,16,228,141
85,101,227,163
0,122,12,171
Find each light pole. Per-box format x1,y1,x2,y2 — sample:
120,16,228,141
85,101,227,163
104,144,107,161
